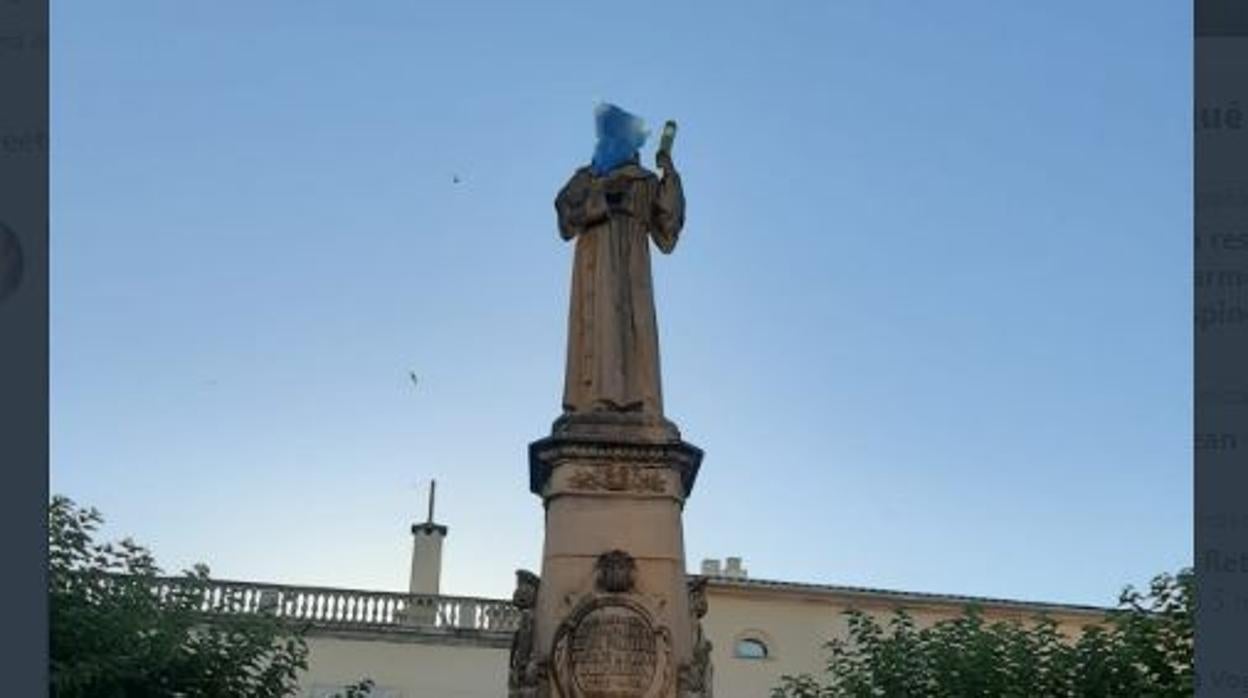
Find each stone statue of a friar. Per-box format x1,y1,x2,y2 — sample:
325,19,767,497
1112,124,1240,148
555,104,684,433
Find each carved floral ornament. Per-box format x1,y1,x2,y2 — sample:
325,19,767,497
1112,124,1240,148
568,464,666,494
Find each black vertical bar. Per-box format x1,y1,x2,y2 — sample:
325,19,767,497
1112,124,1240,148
1195,1,1248,694
0,0,49,693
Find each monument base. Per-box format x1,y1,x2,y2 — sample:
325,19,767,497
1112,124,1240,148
514,415,707,698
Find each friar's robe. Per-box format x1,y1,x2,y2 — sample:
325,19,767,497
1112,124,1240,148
555,162,685,417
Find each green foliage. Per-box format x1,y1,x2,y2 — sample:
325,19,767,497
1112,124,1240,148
49,495,373,698
771,569,1193,698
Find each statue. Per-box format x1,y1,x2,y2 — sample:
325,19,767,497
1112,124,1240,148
509,570,543,698
679,576,714,697
555,104,685,420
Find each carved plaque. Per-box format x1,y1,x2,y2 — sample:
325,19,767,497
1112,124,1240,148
553,596,672,698
570,605,656,695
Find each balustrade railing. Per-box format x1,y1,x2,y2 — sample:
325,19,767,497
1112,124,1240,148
149,576,521,634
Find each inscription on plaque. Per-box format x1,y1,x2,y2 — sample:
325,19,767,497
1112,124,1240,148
569,605,657,697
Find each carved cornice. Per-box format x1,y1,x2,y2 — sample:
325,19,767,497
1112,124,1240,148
529,433,703,498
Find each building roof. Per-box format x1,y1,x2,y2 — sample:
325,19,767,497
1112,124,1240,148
705,575,1114,617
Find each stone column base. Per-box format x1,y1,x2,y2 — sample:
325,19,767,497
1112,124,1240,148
519,416,704,698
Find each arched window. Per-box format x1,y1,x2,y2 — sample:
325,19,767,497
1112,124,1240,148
734,637,769,659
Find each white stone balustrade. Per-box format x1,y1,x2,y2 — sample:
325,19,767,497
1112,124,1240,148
148,576,521,634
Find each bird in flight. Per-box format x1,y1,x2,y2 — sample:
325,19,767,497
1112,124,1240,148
409,371,419,387
452,174,461,184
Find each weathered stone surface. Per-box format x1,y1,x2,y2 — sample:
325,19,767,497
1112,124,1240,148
529,433,702,499
524,430,703,697
551,589,674,698
555,153,684,419
677,577,713,698
508,571,542,698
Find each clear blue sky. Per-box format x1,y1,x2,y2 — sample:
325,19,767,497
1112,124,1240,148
51,2,1191,607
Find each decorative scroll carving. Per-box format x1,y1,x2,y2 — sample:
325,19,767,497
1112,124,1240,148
509,570,542,698
568,464,666,494
678,577,714,697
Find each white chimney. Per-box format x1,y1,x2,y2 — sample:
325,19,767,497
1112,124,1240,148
409,480,447,595
700,558,722,576
724,557,747,579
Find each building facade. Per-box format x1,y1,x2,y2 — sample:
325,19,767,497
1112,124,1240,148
193,561,1110,698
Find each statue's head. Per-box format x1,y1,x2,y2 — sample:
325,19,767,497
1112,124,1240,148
513,569,540,608
591,103,648,176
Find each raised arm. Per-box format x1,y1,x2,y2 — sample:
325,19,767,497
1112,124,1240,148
649,153,685,254
555,167,608,241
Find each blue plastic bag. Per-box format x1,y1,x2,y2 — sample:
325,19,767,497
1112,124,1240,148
590,103,648,176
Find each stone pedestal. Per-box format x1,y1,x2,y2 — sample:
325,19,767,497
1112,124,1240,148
520,413,703,698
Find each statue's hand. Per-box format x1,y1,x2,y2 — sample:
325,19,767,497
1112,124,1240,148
656,149,676,175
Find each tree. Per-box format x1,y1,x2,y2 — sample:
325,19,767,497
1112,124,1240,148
771,569,1193,698
49,495,372,698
